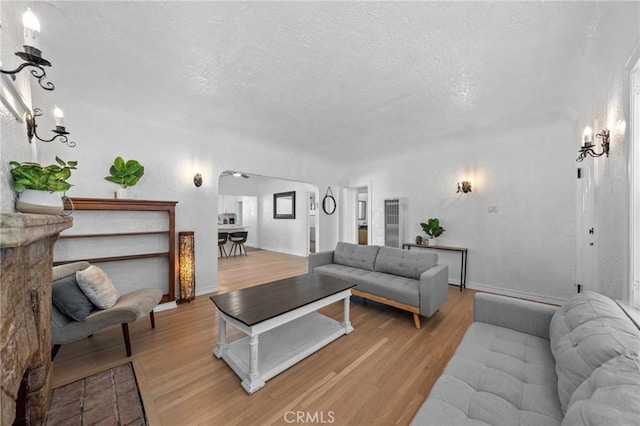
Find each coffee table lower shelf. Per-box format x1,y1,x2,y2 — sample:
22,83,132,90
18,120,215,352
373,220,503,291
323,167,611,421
216,312,346,394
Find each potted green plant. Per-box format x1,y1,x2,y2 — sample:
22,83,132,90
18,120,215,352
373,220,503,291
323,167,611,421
104,156,144,198
420,218,445,246
9,156,77,214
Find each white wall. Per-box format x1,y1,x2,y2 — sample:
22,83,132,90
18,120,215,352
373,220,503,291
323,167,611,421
585,40,639,301
3,1,636,303
345,6,640,304
348,118,577,303
241,196,259,247
219,174,260,196
0,1,341,296
1,11,36,212
258,179,316,257
219,174,320,255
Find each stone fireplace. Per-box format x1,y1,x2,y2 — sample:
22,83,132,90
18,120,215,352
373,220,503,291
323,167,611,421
1,213,72,425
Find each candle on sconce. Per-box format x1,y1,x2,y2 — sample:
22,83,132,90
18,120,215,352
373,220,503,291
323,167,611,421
582,127,593,146
53,106,64,127
22,8,41,51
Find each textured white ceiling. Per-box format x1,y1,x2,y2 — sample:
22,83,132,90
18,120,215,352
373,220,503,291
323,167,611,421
17,1,640,160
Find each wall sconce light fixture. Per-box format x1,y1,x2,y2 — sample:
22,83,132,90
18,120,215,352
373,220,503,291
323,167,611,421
193,173,203,187
178,231,196,303
577,127,610,162
0,8,55,91
25,107,76,147
457,181,472,194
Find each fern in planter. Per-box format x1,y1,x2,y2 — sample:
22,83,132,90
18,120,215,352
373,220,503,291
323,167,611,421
104,157,144,188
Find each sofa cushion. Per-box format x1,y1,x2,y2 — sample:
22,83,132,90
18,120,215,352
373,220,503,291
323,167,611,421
549,291,640,414
562,355,640,425
313,264,419,306
374,246,438,280
616,300,640,329
412,322,562,425
76,265,120,309
333,242,380,271
52,274,97,321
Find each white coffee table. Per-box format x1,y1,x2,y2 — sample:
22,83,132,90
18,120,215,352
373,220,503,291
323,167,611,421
210,274,355,394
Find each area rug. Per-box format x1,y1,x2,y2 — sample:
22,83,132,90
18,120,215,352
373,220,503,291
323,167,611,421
46,362,147,426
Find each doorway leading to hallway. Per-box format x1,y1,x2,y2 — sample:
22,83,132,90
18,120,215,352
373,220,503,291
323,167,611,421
341,185,370,245
217,171,319,292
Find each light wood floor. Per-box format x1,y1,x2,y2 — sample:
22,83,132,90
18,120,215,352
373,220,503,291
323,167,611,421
51,249,475,425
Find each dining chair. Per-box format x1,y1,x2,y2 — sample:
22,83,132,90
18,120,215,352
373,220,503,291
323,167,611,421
218,232,229,258
229,231,248,256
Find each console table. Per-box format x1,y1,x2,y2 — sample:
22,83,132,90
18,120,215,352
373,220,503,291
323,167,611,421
402,243,468,291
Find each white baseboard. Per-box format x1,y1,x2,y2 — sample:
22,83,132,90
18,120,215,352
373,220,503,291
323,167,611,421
255,245,308,258
458,280,568,305
154,301,177,312
196,284,218,297
154,285,218,311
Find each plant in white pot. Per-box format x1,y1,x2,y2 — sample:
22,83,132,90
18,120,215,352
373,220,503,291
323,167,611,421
104,156,144,199
420,218,445,246
9,156,77,214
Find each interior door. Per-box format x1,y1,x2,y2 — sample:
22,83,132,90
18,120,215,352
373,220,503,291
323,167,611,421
341,188,358,244
308,192,317,253
631,57,640,307
577,152,600,293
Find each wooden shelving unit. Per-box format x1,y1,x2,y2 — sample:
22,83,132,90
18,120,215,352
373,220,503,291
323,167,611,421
57,197,178,303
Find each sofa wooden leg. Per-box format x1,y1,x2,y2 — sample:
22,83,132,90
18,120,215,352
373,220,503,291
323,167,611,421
150,311,156,329
121,323,132,357
413,313,421,329
51,344,61,361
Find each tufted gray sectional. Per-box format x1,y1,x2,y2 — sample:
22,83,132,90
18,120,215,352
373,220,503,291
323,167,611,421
411,291,640,425
309,242,449,328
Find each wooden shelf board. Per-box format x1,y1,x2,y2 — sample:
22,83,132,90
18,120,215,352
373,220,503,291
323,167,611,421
65,197,178,211
53,252,170,266
60,231,170,239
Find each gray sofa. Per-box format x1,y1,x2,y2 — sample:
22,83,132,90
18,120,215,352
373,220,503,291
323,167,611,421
309,242,449,328
412,291,640,425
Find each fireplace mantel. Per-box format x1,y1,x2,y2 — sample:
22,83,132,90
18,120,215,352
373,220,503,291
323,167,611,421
0,213,73,248
1,213,72,425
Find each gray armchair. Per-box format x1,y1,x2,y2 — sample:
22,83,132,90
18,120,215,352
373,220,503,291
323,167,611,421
51,261,162,359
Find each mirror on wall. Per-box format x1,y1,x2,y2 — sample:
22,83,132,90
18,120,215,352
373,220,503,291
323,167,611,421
358,200,367,220
274,191,296,219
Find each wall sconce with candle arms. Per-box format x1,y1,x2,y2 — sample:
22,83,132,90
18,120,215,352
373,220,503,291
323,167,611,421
0,8,55,91
25,106,76,147
178,231,196,303
457,181,472,194
576,127,610,162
